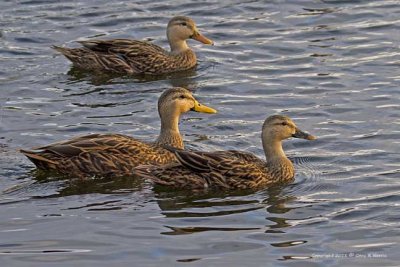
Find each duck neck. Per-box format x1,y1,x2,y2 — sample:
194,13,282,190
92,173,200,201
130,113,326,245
155,111,184,149
262,137,287,163
262,135,295,181
169,40,190,55
167,31,190,55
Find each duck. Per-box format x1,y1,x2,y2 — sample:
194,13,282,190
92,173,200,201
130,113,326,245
135,115,316,190
20,88,217,178
53,16,214,75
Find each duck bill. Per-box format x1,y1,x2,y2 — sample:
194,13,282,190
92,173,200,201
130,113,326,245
292,128,316,140
191,101,217,114
192,31,214,45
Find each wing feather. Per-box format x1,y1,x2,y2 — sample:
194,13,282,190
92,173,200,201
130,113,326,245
21,134,177,176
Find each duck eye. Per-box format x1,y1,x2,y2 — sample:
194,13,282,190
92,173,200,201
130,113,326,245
181,22,187,26
179,95,186,99
281,122,288,126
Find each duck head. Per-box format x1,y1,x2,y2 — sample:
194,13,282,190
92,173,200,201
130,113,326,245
156,87,216,148
158,87,216,118
261,115,316,160
167,16,213,54
261,115,316,142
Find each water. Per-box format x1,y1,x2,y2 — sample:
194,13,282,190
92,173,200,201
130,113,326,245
1,0,399,266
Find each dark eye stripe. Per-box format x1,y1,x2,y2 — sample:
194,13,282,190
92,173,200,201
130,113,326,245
274,122,293,127
175,21,188,26
175,21,194,30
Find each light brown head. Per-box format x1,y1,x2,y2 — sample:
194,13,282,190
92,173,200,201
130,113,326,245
262,115,316,142
156,87,216,148
166,16,213,53
158,87,216,122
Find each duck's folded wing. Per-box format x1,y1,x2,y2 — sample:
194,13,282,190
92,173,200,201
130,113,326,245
78,39,166,54
173,149,213,172
78,39,173,74
21,134,151,173
175,150,262,176
173,149,266,188
32,134,127,154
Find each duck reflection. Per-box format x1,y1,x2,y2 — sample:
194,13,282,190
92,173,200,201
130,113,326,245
153,184,296,235
19,170,295,220
66,66,199,88
24,171,145,198
6,168,298,241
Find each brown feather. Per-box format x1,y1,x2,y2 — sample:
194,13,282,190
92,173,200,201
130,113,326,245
135,115,315,190
52,16,212,75
21,88,217,178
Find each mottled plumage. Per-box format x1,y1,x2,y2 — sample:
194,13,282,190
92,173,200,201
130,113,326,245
20,88,217,178
135,115,316,190
53,16,213,75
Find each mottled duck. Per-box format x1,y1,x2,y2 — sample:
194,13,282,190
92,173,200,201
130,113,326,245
53,16,214,75
21,88,217,178
136,115,316,190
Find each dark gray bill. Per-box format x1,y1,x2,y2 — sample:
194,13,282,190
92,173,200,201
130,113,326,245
292,128,316,140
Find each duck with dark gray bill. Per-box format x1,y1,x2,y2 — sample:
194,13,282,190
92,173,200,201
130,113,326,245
53,16,214,75
20,88,217,178
135,115,316,190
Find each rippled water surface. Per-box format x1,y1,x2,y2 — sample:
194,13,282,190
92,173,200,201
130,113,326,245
1,0,400,266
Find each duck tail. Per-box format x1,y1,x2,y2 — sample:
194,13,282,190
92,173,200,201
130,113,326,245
52,45,69,54
20,149,57,170
52,45,83,62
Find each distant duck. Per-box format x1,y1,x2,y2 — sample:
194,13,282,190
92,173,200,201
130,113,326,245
53,16,214,75
20,88,217,178
136,115,316,190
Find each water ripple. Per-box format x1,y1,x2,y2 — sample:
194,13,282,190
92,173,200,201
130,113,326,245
1,0,400,266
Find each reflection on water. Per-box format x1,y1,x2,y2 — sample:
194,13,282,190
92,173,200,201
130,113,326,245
66,65,202,88
1,0,400,266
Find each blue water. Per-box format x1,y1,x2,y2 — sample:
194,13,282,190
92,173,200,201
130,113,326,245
1,0,399,266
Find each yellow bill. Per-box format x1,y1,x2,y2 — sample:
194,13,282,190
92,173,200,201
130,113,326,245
192,31,214,45
192,100,217,114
